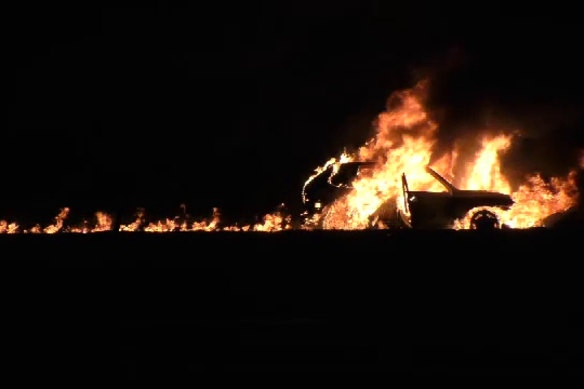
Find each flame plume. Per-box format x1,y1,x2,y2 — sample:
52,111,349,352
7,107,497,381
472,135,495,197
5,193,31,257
305,81,580,230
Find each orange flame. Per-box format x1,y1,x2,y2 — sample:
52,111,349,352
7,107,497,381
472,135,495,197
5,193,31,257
453,172,579,229
460,134,512,193
0,221,19,234
119,209,145,232
305,81,581,230
252,208,292,232
314,81,443,229
43,208,70,234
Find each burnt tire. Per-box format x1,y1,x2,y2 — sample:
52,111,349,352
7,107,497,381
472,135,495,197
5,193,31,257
469,210,500,231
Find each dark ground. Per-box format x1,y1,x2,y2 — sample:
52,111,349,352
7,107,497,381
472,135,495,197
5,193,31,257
3,229,584,378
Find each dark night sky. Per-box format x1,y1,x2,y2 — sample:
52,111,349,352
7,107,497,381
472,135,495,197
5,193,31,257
3,1,583,222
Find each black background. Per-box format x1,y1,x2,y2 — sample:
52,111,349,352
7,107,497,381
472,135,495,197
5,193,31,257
3,2,584,378
4,229,584,377
3,1,583,223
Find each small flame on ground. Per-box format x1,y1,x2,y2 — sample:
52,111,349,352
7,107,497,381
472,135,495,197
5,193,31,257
43,208,70,234
0,206,293,234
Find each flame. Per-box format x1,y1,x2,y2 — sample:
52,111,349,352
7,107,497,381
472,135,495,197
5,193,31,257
43,208,70,234
0,221,19,234
142,208,221,232
119,209,145,232
302,152,353,204
304,81,581,230
119,206,290,233
315,81,444,229
1,206,293,234
451,135,579,229
252,209,292,232
460,134,512,193
1,81,581,233
453,172,579,229
68,212,113,234
94,212,114,232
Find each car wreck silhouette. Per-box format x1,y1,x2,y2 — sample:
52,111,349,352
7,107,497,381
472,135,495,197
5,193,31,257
397,167,514,229
303,163,514,230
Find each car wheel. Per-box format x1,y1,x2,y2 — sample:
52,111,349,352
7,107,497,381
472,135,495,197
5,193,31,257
469,210,500,230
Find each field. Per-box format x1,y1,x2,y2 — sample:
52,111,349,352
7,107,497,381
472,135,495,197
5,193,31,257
3,228,584,377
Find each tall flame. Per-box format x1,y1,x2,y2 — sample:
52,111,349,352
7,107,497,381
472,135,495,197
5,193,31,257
305,81,580,230
461,134,512,193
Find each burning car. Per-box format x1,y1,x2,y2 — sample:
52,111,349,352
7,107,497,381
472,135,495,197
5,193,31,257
397,167,514,229
303,162,514,230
